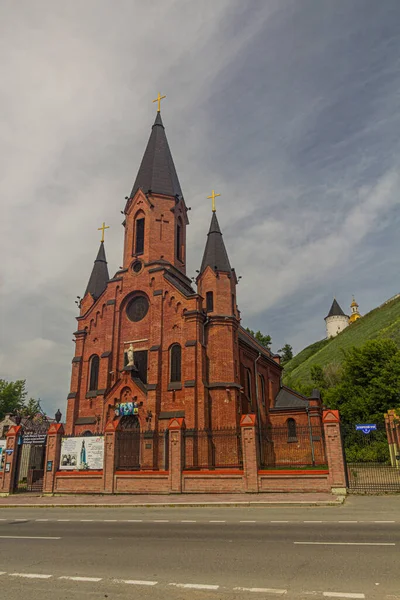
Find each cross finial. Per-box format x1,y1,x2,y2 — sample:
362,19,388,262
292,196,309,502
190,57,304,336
97,221,109,243
207,189,221,212
153,92,166,112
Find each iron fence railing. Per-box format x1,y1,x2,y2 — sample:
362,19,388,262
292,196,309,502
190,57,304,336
258,424,327,468
183,428,243,470
115,429,169,471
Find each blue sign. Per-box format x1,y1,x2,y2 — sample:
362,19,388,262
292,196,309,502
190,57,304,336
356,424,377,434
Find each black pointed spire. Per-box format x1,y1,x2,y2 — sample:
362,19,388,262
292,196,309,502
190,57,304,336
200,212,231,274
84,242,109,300
130,112,183,200
325,298,346,319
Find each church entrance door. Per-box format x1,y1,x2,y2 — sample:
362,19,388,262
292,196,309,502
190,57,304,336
116,416,141,470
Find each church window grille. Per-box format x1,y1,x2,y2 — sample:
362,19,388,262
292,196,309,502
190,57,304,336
287,418,297,441
170,344,182,382
135,218,145,255
88,355,100,391
126,295,149,322
206,291,214,313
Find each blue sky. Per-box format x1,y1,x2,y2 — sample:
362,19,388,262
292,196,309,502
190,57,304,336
1,0,400,416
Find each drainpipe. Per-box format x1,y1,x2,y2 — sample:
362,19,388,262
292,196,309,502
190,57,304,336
306,406,316,466
254,353,262,457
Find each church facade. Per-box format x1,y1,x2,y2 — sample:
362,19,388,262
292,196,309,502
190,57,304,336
66,108,320,437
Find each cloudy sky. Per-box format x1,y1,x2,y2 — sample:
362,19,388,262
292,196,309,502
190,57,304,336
1,0,400,416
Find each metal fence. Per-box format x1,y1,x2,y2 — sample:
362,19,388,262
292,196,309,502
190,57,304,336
342,424,400,492
183,428,243,470
116,429,169,471
258,424,327,468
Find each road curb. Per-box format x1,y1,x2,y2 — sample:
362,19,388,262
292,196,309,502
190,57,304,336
0,498,345,509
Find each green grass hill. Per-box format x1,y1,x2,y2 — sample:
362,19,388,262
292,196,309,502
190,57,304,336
283,294,400,389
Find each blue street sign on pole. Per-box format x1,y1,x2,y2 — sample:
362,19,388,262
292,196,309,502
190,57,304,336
356,424,377,434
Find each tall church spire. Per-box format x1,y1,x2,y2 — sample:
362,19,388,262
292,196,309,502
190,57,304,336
84,242,109,300
130,111,183,200
199,212,231,274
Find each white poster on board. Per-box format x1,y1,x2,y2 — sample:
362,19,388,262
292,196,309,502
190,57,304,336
0,439,6,471
59,436,104,470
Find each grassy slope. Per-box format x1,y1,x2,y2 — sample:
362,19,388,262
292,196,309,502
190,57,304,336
283,295,400,387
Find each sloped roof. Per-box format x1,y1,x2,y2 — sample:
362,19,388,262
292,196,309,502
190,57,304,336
84,242,109,300
325,298,346,319
274,386,310,409
130,112,183,199
200,212,231,274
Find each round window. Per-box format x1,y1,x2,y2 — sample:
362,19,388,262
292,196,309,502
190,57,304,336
132,260,142,274
126,295,149,322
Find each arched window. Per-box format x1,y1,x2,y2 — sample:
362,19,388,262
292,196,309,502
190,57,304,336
135,216,145,255
206,291,214,312
176,218,183,261
88,355,99,391
246,368,253,409
287,418,297,441
170,344,182,382
259,374,265,406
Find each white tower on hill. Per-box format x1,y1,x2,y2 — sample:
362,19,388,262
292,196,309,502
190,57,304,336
325,298,349,338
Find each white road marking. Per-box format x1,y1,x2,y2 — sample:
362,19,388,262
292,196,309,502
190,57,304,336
0,536,61,540
114,579,158,586
233,586,287,594
338,521,358,524
14,518,29,522
294,542,395,546
169,582,219,590
271,520,289,523
374,520,395,523
240,520,256,523
59,576,102,582
125,519,143,522
10,573,52,579
0,572,7,576
304,521,323,523
181,520,197,523
323,593,365,599
153,520,169,522
209,520,226,523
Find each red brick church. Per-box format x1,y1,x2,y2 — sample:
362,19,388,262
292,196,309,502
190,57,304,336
65,106,322,436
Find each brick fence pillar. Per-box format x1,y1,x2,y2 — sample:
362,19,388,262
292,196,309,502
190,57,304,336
323,409,347,495
240,414,259,493
43,423,64,494
168,417,185,493
103,420,118,494
0,425,22,495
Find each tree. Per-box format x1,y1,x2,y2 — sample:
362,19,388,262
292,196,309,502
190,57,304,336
245,328,272,350
278,344,293,364
324,339,400,425
0,379,42,421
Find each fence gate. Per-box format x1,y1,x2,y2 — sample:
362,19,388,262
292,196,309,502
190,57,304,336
342,423,400,493
13,428,48,493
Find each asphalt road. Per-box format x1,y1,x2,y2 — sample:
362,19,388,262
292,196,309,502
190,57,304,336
0,501,399,599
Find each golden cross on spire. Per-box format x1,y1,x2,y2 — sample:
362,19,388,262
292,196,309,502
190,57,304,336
207,189,221,212
97,221,109,243
153,92,166,112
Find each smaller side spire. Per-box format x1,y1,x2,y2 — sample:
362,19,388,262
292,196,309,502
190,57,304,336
199,212,231,274
84,242,109,300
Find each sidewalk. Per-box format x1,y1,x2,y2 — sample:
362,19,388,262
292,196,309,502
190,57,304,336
0,492,344,508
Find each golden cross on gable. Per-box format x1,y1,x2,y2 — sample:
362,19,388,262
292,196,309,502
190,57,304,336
153,92,166,112
207,189,221,212
97,221,109,243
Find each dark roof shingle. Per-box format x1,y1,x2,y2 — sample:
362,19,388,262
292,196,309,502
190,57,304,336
200,212,231,274
84,242,109,300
